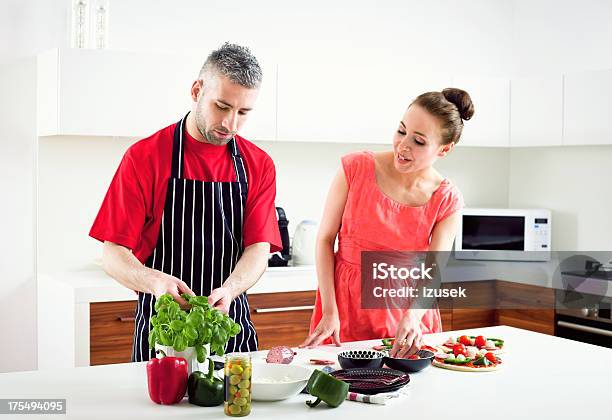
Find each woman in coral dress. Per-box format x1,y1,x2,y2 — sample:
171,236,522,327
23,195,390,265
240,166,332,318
300,89,473,357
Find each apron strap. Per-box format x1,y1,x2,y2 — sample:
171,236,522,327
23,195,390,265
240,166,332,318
229,138,249,198
171,112,249,197
171,113,189,179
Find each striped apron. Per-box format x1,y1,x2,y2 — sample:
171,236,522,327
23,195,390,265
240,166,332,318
131,114,258,362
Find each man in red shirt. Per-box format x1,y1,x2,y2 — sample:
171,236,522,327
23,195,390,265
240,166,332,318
90,43,281,360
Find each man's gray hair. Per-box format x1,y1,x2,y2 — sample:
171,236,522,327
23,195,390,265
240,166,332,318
199,42,262,89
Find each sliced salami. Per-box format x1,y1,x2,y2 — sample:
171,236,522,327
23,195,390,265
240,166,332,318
265,346,296,364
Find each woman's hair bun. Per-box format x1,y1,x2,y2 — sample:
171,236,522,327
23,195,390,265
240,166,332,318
442,88,474,121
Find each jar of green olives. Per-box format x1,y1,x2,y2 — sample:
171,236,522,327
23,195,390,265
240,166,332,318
224,354,252,417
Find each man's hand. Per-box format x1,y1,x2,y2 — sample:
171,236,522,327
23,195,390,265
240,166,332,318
208,286,233,314
146,267,195,306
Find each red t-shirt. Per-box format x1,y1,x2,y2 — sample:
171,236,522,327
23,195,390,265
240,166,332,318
90,122,282,263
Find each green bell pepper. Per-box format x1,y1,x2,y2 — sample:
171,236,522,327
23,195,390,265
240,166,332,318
443,357,473,365
187,358,224,407
306,370,349,408
472,356,491,367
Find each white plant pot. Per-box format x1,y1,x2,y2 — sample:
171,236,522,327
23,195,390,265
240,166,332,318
154,343,211,375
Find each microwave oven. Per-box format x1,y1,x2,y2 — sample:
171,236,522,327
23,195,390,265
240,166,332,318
454,208,551,262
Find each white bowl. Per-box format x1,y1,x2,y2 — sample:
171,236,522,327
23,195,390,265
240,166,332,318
250,363,312,401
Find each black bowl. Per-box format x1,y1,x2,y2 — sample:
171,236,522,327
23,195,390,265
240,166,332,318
383,350,434,373
338,350,386,370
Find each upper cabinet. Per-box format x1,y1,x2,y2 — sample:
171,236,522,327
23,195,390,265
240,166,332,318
563,69,612,146
36,49,277,141
451,76,510,147
37,49,196,137
36,49,612,147
276,60,451,144
510,75,563,147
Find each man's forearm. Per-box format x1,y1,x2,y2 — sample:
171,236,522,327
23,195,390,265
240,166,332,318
102,241,151,294
222,242,270,298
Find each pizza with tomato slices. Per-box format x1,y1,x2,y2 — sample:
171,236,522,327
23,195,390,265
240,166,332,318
440,334,505,354
431,335,504,372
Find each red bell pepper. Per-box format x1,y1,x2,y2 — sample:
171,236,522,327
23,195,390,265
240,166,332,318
146,350,188,405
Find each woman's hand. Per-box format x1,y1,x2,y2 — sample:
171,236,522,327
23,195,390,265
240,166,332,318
299,312,341,348
390,311,424,358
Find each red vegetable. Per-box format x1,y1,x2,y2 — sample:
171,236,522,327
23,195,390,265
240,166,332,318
146,350,188,405
408,355,420,360
475,336,487,348
452,343,467,357
485,352,497,363
458,335,471,346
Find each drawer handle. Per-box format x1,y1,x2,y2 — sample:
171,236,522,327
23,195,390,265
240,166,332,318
557,320,612,337
117,316,136,322
254,305,315,314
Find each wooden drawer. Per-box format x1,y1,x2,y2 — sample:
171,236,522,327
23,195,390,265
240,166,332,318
496,280,555,308
496,309,555,335
90,301,137,366
495,281,555,334
452,308,496,330
248,291,316,349
440,308,452,331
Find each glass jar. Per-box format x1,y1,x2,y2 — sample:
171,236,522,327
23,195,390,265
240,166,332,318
70,0,89,49
224,354,252,417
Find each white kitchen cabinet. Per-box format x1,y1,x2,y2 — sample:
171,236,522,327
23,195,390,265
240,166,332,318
450,75,510,147
563,69,612,146
276,60,450,144
510,75,563,147
36,48,277,141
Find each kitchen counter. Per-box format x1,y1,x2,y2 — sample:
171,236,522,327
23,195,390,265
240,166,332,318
41,265,318,304
10,326,612,419
36,266,317,369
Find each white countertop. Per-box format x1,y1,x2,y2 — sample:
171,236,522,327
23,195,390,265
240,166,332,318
8,326,612,419
41,265,318,304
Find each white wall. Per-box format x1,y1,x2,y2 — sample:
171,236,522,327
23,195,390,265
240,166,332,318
0,58,37,372
509,146,612,251
108,0,514,74
0,0,67,66
37,136,511,272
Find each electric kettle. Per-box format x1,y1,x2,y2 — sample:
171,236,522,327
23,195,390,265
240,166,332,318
291,220,318,266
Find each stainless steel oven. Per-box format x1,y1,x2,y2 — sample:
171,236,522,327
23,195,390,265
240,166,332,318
555,291,612,348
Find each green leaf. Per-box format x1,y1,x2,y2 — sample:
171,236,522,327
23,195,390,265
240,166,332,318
150,315,159,327
202,326,212,342
214,311,224,322
168,303,180,319
192,306,205,314
170,320,185,332
173,334,187,352
195,344,206,363
157,312,169,325
230,323,241,336
213,343,225,356
148,330,157,348
217,329,228,344
159,330,172,346
183,325,198,342
190,296,209,307
187,311,204,327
